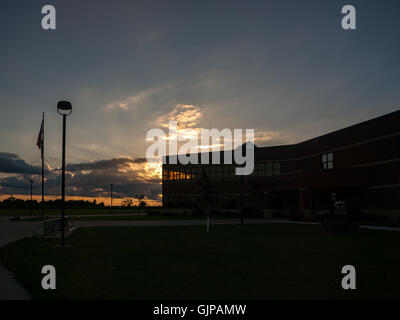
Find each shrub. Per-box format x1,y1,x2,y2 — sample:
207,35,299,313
243,206,264,218
363,213,387,223
289,208,304,221
347,207,365,221
192,209,204,216
272,211,283,219
322,214,358,234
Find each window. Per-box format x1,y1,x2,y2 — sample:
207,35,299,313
224,165,235,179
257,163,264,176
273,162,280,175
266,163,273,176
253,162,281,176
215,165,222,179
210,166,217,179
322,153,333,169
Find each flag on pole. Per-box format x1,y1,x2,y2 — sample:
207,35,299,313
37,119,44,159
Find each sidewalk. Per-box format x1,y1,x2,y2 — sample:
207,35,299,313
0,217,41,300
19,212,147,220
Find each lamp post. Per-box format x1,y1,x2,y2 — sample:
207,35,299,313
110,183,113,214
30,180,33,216
240,174,244,226
57,101,72,246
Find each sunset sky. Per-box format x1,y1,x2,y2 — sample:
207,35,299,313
1,0,400,205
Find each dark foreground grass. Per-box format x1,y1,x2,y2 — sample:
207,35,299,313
1,224,399,300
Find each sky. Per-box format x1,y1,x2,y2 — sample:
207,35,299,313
0,0,400,204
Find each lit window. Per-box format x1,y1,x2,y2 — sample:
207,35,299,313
322,153,333,169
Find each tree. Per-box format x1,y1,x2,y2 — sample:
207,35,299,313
121,198,134,207
134,194,146,207
197,167,221,232
139,200,147,207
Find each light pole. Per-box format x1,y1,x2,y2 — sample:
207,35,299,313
30,180,33,216
110,183,113,213
240,174,244,226
57,101,72,246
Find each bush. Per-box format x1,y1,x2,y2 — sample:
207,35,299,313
322,214,358,234
243,206,264,218
289,208,304,221
272,211,283,219
347,207,365,221
363,213,387,223
192,209,204,216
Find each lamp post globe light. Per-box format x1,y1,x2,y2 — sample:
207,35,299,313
57,101,72,246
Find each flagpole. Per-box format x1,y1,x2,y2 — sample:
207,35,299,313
41,112,45,220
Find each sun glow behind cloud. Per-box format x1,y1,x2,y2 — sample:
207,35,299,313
150,103,284,156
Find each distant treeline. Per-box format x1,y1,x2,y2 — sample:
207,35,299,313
0,196,105,209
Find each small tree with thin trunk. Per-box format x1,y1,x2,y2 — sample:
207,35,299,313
197,167,221,232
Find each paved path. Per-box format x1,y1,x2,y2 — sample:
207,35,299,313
20,212,147,220
0,217,42,300
358,224,400,232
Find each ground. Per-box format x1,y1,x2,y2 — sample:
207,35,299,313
0,223,399,299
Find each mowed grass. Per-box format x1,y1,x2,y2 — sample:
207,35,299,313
1,224,399,300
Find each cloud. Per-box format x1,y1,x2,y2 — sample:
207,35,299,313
152,104,292,151
0,176,31,190
0,154,161,201
0,152,41,175
156,104,202,129
104,86,163,111
65,157,147,172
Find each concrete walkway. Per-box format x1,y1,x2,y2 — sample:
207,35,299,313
20,212,147,220
0,263,30,300
0,217,42,300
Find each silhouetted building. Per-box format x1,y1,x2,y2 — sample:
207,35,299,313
162,110,400,219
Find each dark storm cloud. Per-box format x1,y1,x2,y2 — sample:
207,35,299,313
63,172,160,199
0,152,41,175
0,176,31,190
65,157,147,172
0,154,160,200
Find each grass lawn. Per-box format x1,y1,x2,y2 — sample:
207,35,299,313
0,224,399,300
